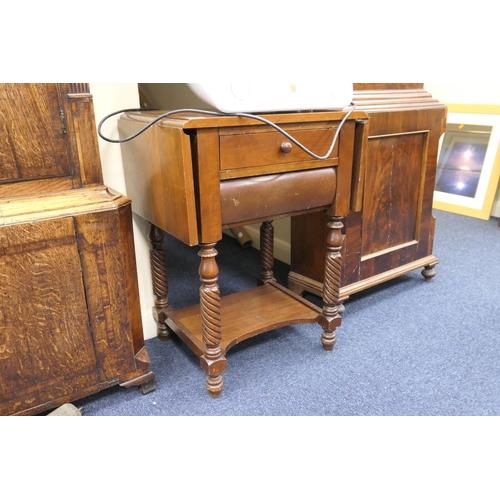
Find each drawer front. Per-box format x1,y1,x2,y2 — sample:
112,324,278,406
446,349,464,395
220,167,337,226
219,125,340,174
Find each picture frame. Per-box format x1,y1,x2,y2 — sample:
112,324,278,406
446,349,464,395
433,104,500,220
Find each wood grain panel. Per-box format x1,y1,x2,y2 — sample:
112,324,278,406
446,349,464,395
116,201,145,354
361,131,428,257
118,117,199,245
0,84,71,183
194,128,222,243
75,209,138,381
0,218,98,413
64,89,103,187
330,120,356,216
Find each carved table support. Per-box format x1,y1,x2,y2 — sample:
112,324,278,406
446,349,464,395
149,224,171,340
258,220,275,285
319,216,343,350
198,243,227,398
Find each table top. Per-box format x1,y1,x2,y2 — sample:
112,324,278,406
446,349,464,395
118,109,368,246
121,108,368,130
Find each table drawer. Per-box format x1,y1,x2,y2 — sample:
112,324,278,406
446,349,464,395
220,167,336,226
219,125,340,174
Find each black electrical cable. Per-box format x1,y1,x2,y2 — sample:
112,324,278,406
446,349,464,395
97,103,357,161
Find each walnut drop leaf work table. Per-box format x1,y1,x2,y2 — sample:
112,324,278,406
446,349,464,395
118,110,368,397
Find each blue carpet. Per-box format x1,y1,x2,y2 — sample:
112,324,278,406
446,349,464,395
74,210,500,416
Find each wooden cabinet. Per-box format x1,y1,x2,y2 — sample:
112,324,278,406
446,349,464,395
0,84,155,416
289,84,447,306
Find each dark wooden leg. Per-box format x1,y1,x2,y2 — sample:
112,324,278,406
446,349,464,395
421,264,436,282
319,216,343,351
148,224,171,340
258,220,275,285
198,243,227,398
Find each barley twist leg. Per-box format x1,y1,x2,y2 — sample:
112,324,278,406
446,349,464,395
148,224,170,340
258,220,275,285
198,243,227,397
319,216,343,350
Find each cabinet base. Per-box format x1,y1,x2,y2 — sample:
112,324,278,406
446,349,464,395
288,255,439,303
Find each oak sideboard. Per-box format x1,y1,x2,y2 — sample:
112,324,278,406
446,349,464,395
0,84,155,415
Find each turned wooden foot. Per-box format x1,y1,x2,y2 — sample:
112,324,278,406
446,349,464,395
205,374,224,398
320,329,337,351
149,224,171,340
421,264,437,282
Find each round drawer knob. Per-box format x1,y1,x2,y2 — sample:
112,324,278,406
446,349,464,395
280,141,293,154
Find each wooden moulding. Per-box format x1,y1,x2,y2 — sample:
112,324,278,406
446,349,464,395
352,83,445,111
0,186,128,227
288,255,439,302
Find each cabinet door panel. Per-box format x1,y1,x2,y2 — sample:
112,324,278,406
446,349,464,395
361,131,428,258
0,84,72,183
0,217,98,414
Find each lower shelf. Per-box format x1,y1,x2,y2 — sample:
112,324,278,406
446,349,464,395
166,281,321,356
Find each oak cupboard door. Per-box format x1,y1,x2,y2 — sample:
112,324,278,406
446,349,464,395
0,83,103,198
0,218,100,414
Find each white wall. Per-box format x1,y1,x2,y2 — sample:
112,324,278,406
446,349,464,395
424,83,500,105
90,83,157,340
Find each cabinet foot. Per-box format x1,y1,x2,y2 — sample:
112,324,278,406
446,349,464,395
421,265,437,282
140,379,157,395
337,302,345,315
